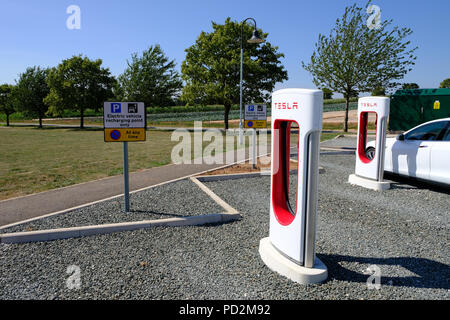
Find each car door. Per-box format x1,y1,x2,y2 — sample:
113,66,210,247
391,121,448,180
429,123,450,185
391,139,429,179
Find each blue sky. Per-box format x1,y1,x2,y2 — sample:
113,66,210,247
1,0,449,95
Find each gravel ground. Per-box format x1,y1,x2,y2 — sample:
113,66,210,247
0,152,448,300
0,179,223,233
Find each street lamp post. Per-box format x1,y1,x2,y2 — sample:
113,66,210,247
239,18,264,145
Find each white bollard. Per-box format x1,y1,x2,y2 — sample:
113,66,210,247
259,88,327,285
348,96,391,191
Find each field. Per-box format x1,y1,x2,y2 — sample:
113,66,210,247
0,126,341,200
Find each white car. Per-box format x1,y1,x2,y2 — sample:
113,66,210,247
366,118,450,186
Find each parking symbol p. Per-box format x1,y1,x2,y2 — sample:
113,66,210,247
111,103,121,113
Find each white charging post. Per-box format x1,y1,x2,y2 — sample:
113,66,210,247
259,88,327,285
348,96,390,191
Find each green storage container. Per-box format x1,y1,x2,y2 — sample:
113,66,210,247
389,88,450,132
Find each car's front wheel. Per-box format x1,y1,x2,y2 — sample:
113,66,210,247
365,147,375,160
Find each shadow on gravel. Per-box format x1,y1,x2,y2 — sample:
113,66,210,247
319,254,450,290
384,173,450,195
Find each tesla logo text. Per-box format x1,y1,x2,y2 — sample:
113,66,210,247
274,102,299,110
361,102,377,107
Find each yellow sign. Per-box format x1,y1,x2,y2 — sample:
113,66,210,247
104,128,146,142
433,100,440,110
244,120,267,129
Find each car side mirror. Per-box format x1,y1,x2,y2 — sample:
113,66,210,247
397,134,405,141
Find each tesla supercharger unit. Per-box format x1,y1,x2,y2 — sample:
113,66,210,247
348,96,391,191
259,88,327,285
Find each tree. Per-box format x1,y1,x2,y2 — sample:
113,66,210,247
439,78,450,88
402,83,419,90
322,88,333,99
13,66,50,128
344,89,359,99
117,45,182,107
371,86,386,96
0,84,15,126
181,18,288,129
44,55,115,128
302,3,417,132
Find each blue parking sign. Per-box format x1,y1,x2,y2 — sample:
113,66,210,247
111,103,121,113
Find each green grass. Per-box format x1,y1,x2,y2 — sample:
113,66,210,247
0,127,167,199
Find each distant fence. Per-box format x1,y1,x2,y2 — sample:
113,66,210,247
323,102,358,113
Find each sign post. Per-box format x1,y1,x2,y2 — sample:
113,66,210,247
244,104,267,169
123,141,130,212
104,102,146,212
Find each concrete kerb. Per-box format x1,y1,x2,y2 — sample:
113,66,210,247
196,172,269,182
0,214,229,244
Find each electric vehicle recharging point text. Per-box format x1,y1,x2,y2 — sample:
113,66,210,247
348,96,391,191
259,88,327,285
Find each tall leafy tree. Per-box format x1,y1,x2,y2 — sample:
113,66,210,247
302,3,417,131
0,84,15,126
13,66,50,128
181,18,288,129
44,55,115,128
117,45,182,107
439,78,450,88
